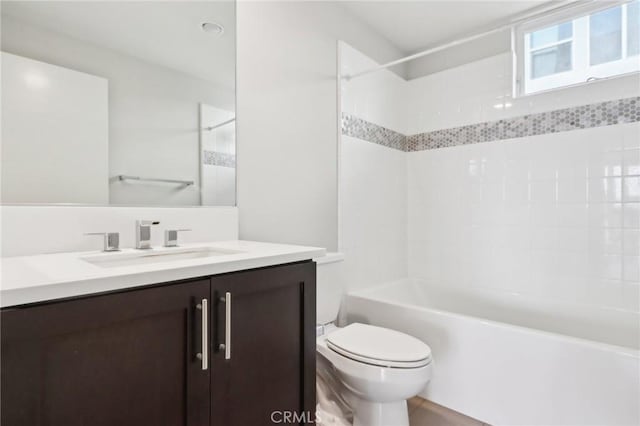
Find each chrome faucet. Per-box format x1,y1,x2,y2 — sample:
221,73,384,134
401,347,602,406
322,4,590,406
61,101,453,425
164,229,191,247
85,232,120,252
135,220,159,249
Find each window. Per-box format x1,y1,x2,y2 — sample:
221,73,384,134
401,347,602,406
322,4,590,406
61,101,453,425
517,0,640,96
590,6,622,65
529,22,573,79
629,0,640,55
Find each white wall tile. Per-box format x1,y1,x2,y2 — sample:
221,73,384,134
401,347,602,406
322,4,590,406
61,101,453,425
623,257,640,282
621,280,640,310
588,150,624,178
588,177,623,203
589,203,623,228
623,203,640,228
557,204,588,228
589,229,623,255
623,176,640,202
343,44,640,315
588,254,623,281
340,43,408,134
341,136,407,292
557,177,588,204
408,126,639,311
530,180,557,204
623,149,640,176
623,230,640,256
622,123,640,149
406,52,640,134
557,228,588,253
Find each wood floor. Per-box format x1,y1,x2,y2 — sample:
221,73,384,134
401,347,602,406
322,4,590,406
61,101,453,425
408,397,490,426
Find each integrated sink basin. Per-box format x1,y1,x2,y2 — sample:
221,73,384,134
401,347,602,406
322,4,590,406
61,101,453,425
81,246,245,268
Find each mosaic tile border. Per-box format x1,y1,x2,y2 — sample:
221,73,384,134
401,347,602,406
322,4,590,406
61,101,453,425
342,96,640,152
203,150,236,168
341,114,407,151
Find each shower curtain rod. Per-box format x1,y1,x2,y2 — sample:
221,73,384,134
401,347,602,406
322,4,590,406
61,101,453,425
341,0,616,81
203,117,236,132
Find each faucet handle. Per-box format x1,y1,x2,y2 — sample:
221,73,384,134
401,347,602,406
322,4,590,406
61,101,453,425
85,232,120,252
164,229,191,247
135,220,160,250
137,220,160,226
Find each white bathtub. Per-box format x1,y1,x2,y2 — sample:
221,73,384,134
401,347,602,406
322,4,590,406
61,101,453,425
345,279,640,426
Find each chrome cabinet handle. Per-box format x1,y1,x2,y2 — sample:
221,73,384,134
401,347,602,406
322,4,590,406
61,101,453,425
219,292,231,360
196,299,208,370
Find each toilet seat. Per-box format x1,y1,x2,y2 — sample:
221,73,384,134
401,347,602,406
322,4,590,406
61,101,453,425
326,323,431,369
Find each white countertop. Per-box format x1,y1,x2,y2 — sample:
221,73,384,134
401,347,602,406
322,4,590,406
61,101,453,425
0,240,326,308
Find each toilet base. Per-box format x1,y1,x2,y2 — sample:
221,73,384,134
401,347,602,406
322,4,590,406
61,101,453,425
351,398,409,426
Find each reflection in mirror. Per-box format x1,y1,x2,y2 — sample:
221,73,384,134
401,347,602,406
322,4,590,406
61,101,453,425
1,1,236,206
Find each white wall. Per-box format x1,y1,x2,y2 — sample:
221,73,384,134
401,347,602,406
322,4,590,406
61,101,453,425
0,206,238,257
1,52,109,204
1,15,235,206
236,1,406,251
406,29,511,80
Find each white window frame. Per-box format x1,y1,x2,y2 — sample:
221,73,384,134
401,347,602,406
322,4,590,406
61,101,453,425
514,0,640,97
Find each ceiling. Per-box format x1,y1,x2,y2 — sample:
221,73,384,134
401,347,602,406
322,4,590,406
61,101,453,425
1,1,235,88
342,0,551,54
1,1,557,84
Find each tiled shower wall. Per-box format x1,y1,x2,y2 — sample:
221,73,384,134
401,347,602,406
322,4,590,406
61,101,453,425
341,44,640,311
409,123,640,310
340,42,408,293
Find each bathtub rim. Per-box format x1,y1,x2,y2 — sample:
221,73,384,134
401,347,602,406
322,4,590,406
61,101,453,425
347,282,640,358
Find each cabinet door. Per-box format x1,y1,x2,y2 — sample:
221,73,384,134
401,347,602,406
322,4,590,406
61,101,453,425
210,262,316,426
1,279,211,426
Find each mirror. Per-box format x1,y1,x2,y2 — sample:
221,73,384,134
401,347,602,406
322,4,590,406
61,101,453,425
1,1,236,206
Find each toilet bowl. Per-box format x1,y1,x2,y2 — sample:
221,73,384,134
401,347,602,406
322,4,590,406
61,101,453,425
316,322,432,426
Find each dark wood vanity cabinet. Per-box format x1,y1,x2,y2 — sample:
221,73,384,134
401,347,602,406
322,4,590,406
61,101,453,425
1,261,316,426
0,278,211,426
210,262,316,426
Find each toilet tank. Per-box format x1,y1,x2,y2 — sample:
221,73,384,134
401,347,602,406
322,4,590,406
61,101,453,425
315,254,346,325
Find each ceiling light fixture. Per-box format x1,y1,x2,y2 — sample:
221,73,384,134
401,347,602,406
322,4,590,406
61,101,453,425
201,22,224,36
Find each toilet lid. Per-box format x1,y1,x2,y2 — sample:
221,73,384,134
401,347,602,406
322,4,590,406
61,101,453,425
326,323,431,368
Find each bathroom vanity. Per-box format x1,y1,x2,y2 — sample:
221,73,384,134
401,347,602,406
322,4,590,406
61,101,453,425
0,2,326,424
1,241,323,426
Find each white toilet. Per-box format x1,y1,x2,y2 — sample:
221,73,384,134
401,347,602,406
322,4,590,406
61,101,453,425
316,267,432,426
